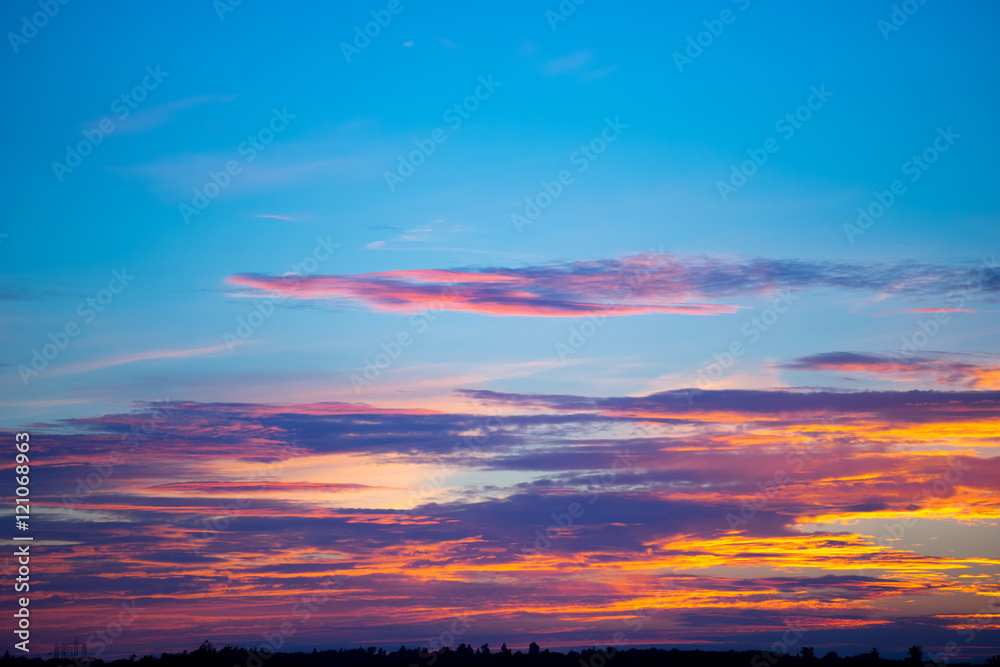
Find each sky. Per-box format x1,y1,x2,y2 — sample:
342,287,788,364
1,0,1000,659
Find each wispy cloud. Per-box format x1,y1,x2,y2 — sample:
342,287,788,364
45,343,236,379
89,94,235,135
366,219,449,250
119,123,389,199
255,214,298,222
874,307,978,316
543,50,594,76
224,253,1000,318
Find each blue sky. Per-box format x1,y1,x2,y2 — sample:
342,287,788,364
4,0,999,423
1,0,999,658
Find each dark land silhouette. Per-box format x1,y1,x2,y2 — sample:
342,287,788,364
4,642,998,667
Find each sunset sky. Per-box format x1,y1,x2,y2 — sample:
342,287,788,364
2,0,999,660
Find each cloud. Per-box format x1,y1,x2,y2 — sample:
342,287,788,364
366,219,451,250
874,307,978,316
110,94,236,134
223,253,1000,318
119,123,390,199
543,50,594,75
781,351,1000,388
124,155,376,198
43,343,235,379
0,283,88,300
150,481,394,495
582,66,617,81
17,385,1000,652
461,384,1000,416
255,213,297,222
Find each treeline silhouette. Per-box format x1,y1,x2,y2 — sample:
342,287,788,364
4,641,999,667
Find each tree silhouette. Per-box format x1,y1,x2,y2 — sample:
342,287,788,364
21,639,988,667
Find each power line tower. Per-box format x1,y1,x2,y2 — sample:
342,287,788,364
53,638,88,661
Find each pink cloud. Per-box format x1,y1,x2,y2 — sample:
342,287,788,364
225,253,753,317
225,253,1000,318
781,351,1000,389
